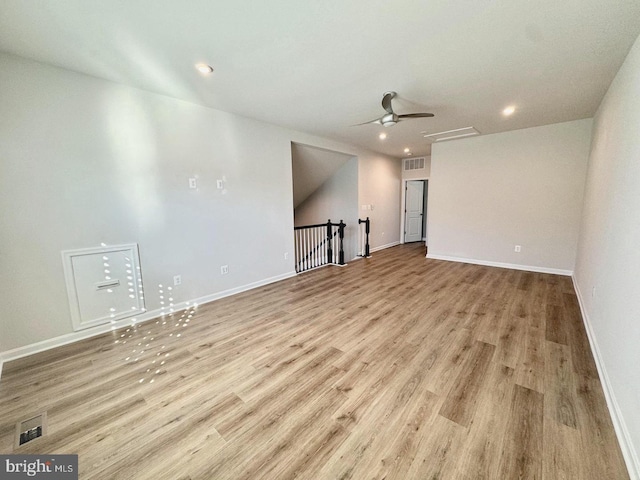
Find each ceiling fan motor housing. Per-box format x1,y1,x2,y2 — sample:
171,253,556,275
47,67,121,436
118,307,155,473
382,113,398,127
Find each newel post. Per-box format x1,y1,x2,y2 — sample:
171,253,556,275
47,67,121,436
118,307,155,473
338,220,345,265
359,217,370,257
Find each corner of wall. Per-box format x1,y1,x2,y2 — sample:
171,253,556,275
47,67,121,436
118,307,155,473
571,275,640,479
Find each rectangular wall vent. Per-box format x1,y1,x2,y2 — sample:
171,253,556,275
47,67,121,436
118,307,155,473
423,126,480,142
404,157,426,171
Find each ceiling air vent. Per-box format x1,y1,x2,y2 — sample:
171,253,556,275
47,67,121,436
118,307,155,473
404,157,425,171
422,126,480,142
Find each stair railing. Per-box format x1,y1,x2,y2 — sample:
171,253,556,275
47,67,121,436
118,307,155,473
294,220,345,273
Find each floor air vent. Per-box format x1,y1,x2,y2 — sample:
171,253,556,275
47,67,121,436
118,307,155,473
16,413,47,447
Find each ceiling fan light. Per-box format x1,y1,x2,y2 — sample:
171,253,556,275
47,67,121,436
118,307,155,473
382,120,397,127
195,63,214,74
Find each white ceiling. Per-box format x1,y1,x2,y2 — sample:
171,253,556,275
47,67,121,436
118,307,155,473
1,0,639,158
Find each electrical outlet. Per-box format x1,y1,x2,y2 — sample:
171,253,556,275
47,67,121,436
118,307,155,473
173,275,181,286
216,179,224,189
221,265,229,275
284,252,289,260
189,178,197,189
514,245,521,253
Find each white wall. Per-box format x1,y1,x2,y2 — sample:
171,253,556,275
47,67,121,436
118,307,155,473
358,155,402,251
0,53,296,354
0,53,401,356
428,119,592,274
574,34,640,477
294,158,359,260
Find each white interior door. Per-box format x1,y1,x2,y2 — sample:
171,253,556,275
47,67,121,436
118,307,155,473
405,180,424,243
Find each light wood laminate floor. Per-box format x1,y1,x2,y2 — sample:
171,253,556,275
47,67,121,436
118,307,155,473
0,244,629,479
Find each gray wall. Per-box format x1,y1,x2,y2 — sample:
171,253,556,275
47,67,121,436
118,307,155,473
428,119,592,273
574,34,640,476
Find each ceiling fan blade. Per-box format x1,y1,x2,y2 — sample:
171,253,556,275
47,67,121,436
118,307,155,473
397,112,435,119
382,91,396,114
352,118,382,126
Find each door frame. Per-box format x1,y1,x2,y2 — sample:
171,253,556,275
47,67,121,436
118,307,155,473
400,176,430,246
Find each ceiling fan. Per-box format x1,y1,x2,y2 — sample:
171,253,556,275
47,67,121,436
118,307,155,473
356,91,434,127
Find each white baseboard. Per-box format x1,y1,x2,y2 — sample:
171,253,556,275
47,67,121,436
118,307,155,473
426,253,573,276
190,271,297,307
572,277,639,480
370,241,400,253
0,271,297,380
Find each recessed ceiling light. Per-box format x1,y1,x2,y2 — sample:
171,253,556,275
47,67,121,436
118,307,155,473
379,133,387,140
404,147,411,153
195,63,214,74
503,105,516,116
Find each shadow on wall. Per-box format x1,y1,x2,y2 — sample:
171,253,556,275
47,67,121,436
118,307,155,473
291,143,359,262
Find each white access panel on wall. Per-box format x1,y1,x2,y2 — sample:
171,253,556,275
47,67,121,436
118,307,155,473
62,244,145,331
